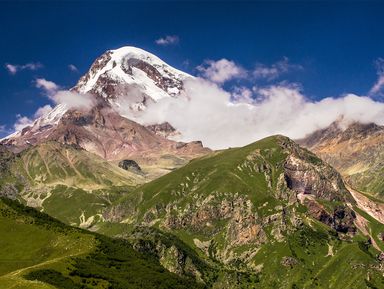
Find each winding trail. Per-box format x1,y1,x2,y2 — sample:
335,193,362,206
2,251,86,279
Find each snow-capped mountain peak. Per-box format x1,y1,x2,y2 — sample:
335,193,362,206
74,46,192,106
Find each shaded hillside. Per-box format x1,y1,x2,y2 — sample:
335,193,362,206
0,197,204,289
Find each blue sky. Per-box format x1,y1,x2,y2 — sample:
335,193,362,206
1,1,384,137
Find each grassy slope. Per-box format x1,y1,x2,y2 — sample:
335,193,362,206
348,168,384,199
15,141,141,188
1,142,142,226
110,136,384,288
127,136,287,218
0,197,203,289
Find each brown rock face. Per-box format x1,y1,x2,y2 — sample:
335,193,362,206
297,121,384,197
124,58,184,94
158,194,267,247
275,137,357,233
2,104,210,168
146,122,179,138
301,196,356,234
283,154,350,202
49,107,209,163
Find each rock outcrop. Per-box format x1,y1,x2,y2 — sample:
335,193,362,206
118,159,142,173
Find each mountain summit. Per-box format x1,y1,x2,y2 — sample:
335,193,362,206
1,47,207,168
73,46,191,110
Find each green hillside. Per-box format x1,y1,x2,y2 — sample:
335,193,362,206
0,142,142,227
0,197,204,289
103,135,384,288
2,136,384,288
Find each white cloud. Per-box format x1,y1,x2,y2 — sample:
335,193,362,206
370,76,384,95
369,58,384,96
11,90,93,133
34,78,94,109
9,78,96,134
50,90,95,109
35,78,59,94
68,64,78,72
118,77,384,150
12,104,53,132
253,57,302,80
155,35,179,46
34,104,53,118
0,125,6,133
23,63,42,70
13,115,33,131
5,64,17,75
5,62,43,75
197,59,246,84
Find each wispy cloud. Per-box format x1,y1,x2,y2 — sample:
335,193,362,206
13,115,34,131
197,59,246,84
5,62,43,75
13,77,94,133
13,105,53,132
369,58,384,96
68,64,78,72
35,78,59,94
35,78,95,110
155,35,179,46
253,57,302,80
0,125,6,133
5,64,17,75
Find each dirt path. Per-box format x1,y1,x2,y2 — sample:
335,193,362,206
2,251,86,279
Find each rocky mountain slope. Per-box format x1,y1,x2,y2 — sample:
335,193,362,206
298,121,384,199
2,105,209,178
99,135,384,288
3,105,207,160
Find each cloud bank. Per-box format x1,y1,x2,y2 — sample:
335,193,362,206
119,77,384,149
